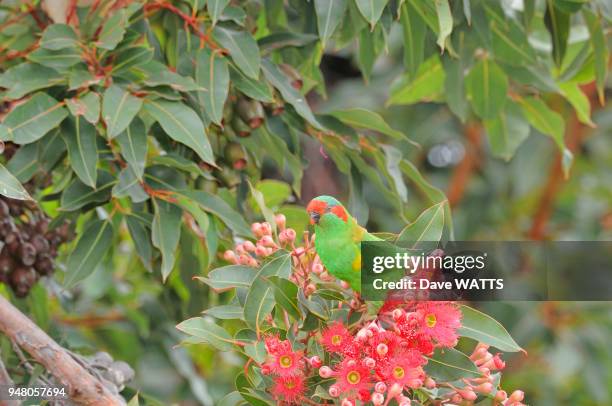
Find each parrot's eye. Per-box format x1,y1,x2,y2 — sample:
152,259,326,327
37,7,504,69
309,211,321,224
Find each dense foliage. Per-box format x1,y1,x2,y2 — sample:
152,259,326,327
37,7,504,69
0,0,610,405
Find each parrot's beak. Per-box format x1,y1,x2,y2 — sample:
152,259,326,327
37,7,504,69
309,211,320,225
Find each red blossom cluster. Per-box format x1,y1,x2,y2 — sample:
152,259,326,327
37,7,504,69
260,301,525,405
228,216,525,405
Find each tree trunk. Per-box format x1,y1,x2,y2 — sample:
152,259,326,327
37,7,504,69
0,295,126,406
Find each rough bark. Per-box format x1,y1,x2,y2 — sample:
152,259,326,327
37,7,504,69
0,295,126,406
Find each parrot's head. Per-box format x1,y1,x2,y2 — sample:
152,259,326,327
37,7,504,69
306,195,349,229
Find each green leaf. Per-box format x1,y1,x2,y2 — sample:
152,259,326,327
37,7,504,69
381,145,408,202
179,190,252,237
28,47,81,70
314,0,348,44
126,214,153,271
400,1,426,78
112,166,148,202
196,265,256,291
249,181,277,233
203,304,244,320
63,116,98,188
229,66,273,102
355,0,389,27
443,56,469,122
218,392,245,406
397,201,445,245
330,108,406,140
0,164,32,200
425,348,481,381
244,275,275,331
261,59,323,129
544,0,570,67
214,26,261,79
64,219,114,288
518,96,566,153
176,317,236,351
583,8,609,102
253,180,291,208
143,100,215,165
138,61,201,91
6,130,65,183
65,91,100,124
116,117,147,179
269,276,301,320
102,85,143,138
458,305,523,352
490,18,537,66
196,48,230,125
152,199,182,281
558,82,595,127
244,257,290,331
0,63,64,100
112,46,153,73
434,0,453,50
388,56,445,106
207,0,230,26
60,171,115,211
40,24,77,50
127,395,139,406
484,102,530,161
96,9,128,50
0,93,68,144
466,58,508,119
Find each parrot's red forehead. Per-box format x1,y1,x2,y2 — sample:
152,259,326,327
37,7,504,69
306,199,327,214
306,199,348,222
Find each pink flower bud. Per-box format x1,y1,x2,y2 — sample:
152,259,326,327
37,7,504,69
275,214,286,230
492,353,506,370
261,365,271,375
243,241,256,252
392,308,405,321
261,222,272,236
363,357,376,368
238,254,251,265
388,383,403,398
340,281,350,289
347,359,357,368
474,382,493,394
457,388,477,401
451,394,462,403
341,399,354,406
494,390,507,402
251,222,263,237
260,235,275,247
372,393,384,405
312,263,324,274
266,247,275,256
235,244,246,255
508,390,524,402
319,366,333,378
424,378,436,389
255,244,268,257
398,396,411,406
223,250,236,263
309,356,322,368
320,271,330,280
285,228,296,241
356,329,368,342
305,284,316,296
479,367,490,376
376,343,388,356
248,257,259,267
375,382,387,393
328,384,339,397
350,299,359,309
292,246,305,256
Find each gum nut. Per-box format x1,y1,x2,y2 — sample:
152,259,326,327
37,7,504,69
223,250,236,261
285,228,296,241
235,244,246,255
261,235,275,247
261,222,272,235
251,222,263,236
494,390,508,401
508,390,524,402
243,241,256,252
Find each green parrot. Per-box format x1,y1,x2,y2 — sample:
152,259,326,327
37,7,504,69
306,195,382,292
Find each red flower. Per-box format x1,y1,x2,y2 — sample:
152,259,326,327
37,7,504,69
264,336,303,377
271,375,305,403
381,351,425,388
367,330,401,361
415,301,461,347
333,358,372,394
321,322,353,354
